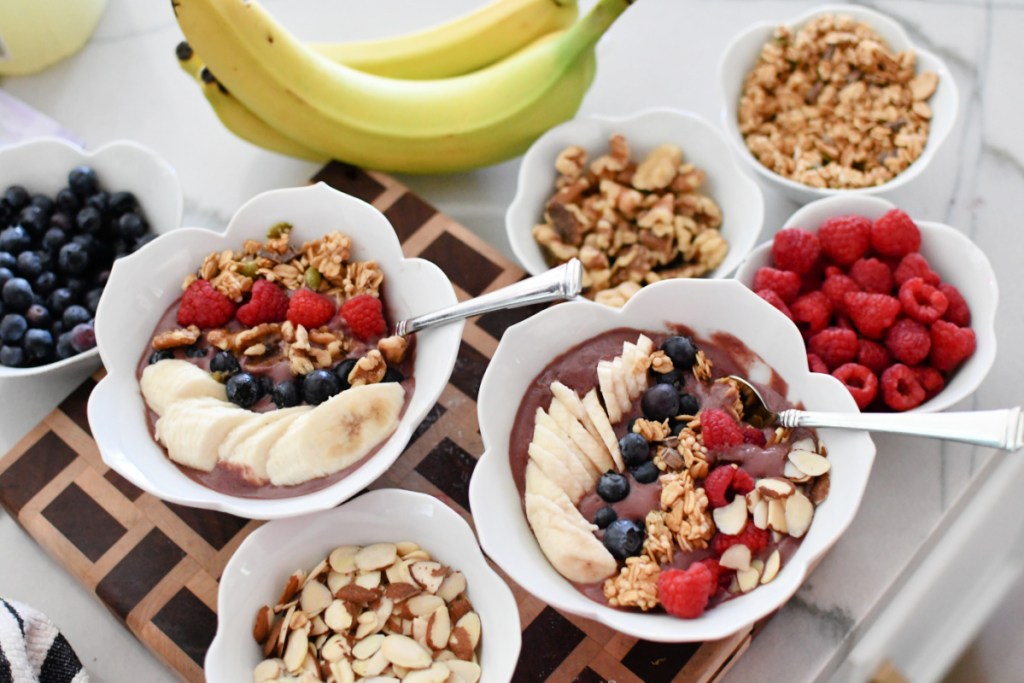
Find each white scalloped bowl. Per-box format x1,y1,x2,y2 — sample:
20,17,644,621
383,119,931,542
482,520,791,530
0,137,182,379
88,182,462,519
469,278,875,642
734,195,997,413
719,4,959,204
206,489,521,682
506,108,764,284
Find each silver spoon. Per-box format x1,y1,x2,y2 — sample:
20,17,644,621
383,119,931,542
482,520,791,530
392,258,583,336
729,375,1024,451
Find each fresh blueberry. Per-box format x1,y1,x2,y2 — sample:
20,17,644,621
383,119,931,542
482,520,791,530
0,267,12,289
30,194,54,214
55,332,76,360
108,191,137,216
382,366,404,383
0,252,14,270
0,226,32,254
619,432,650,468
631,460,660,484
64,277,87,296
15,251,43,279
85,191,109,216
2,185,29,210
47,288,75,315
678,393,700,416
596,471,630,503
68,166,100,198
2,277,34,312
58,242,89,275
602,519,645,561
0,313,27,343
0,345,25,367
302,369,342,405
654,368,683,387
62,304,91,329
25,304,51,328
18,206,47,237
184,344,207,358
661,336,698,371
49,212,73,233
55,188,81,215
594,507,618,529
74,206,103,235
23,328,54,362
671,421,687,437
640,383,679,421
272,379,301,408
210,350,240,376
226,372,263,408
68,322,95,352
42,227,67,254
334,357,358,390
50,320,64,336
117,212,147,241
258,374,274,397
149,349,174,364
84,287,103,314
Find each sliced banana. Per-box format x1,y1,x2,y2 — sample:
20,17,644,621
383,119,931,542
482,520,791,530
544,401,609,480
524,462,594,529
525,493,594,535
596,360,622,424
527,441,585,503
139,359,226,416
549,381,600,441
220,406,310,483
531,419,594,493
610,356,632,413
620,342,642,397
265,383,404,486
154,397,252,472
525,493,616,584
581,389,624,472
535,408,599,481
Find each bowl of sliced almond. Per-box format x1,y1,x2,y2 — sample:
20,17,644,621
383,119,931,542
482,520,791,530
206,488,520,682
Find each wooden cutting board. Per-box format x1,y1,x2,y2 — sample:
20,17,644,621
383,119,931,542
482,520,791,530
0,163,759,683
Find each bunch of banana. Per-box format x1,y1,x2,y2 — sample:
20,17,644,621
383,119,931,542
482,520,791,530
172,0,636,173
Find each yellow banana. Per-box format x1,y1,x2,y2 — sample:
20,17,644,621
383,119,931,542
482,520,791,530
172,0,634,174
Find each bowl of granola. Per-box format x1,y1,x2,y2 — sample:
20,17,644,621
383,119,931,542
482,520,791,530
719,5,959,203
88,182,462,519
206,488,520,682
506,108,763,307
469,278,875,641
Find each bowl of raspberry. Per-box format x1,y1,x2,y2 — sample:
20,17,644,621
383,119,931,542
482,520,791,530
0,137,182,378
735,195,997,413
88,182,461,519
470,278,875,641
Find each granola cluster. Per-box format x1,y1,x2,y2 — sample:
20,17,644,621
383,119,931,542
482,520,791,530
532,135,728,307
738,14,938,189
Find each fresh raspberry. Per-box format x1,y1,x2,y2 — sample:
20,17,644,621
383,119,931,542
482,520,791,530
698,558,726,596
914,365,945,398
712,524,769,557
790,291,833,333
799,270,824,296
808,327,859,370
743,426,767,446
236,279,289,327
929,320,976,373
857,339,892,375
176,279,236,329
771,228,821,274
807,352,829,374
700,409,744,453
824,265,843,278
849,257,894,294
756,288,793,320
898,277,948,325
818,214,872,266
885,318,931,365
894,253,940,287
881,363,926,411
938,283,971,326
657,564,712,619
822,273,861,312
871,209,921,257
832,363,878,410
702,464,753,508
286,289,336,329
844,292,901,339
340,294,387,341
752,267,802,303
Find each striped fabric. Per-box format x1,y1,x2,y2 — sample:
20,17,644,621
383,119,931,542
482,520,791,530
0,599,87,683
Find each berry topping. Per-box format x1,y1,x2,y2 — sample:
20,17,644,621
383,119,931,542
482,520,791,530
881,363,926,411
857,339,892,375
631,460,660,484
677,393,700,416
898,277,948,324
742,426,767,446
844,292,901,339
832,362,878,410
236,279,289,327
619,432,650,468
771,228,821,274
929,320,976,373
340,294,386,341
885,318,931,366
225,372,264,408
602,519,645,561
210,350,240,376
271,379,302,408
149,349,174,364
808,327,859,370
594,507,617,529
756,288,793,320
914,366,945,398
894,252,939,286
660,335,698,370
334,357,358,390
287,289,336,329
818,214,871,265
712,523,769,557
790,291,832,333
597,471,630,503
68,322,96,353
848,257,893,294
302,368,343,406
703,464,753,508
177,279,236,329
938,283,971,326
871,209,921,257
807,352,828,374
640,384,679,421
657,564,713,619
752,267,801,303
821,273,861,312
700,408,743,452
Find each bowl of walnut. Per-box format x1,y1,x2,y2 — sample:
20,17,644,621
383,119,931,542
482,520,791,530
506,108,764,307
719,5,959,203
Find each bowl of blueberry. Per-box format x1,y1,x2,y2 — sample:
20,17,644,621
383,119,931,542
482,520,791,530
0,137,182,377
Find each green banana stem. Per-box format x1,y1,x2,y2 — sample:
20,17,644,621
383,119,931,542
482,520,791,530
554,0,633,64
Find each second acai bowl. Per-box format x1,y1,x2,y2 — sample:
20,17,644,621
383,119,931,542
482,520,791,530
89,183,462,519
469,279,875,641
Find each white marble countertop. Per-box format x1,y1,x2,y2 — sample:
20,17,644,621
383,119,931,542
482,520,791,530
1,1,1022,681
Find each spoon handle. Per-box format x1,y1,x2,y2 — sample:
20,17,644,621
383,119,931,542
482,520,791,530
392,258,583,336
778,407,1024,451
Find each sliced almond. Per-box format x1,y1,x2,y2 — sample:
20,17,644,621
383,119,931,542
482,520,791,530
455,612,481,650
289,610,309,631
327,570,352,594
328,546,360,574
385,559,415,586
302,558,329,587
448,626,474,661
263,613,285,658
810,471,831,505
374,596,394,627
790,437,815,452
436,571,467,603
355,570,382,589
752,499,769,530
277,570,305,606
320,633,350,662
410,561,447,593
276,604,295,657
767,497,788,534
355,610,381,639
299,579,332,616
334,584,381,604
746,489,762,512
352,633,384,658
751,558,764,574
446,660,482,683
402,549,433,562
253,605,273,644
406,593,445,617
788,449,831,477
352,648,388,677
328,659,355,683
381,633,433,669
783,460,811,483
355,543,398,571
403,663,452,683
429,604,452,650
719,543,752,571
712,495,748,536
323,599,353,632
785,491,814,538
761,549,781,584
254,659,285,682
392,664,411,679
411,615,430,647
282,626,309,673
435,650,457,662
396,541,420,556
308,614,328,637
384,582,420,603
756,477,796,499
737,566,760,593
